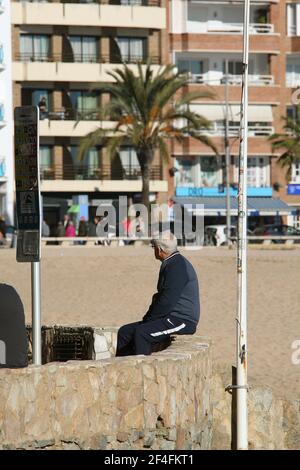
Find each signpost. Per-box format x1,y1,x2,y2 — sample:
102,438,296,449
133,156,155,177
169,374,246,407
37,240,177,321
14,106,41,365
236,0,250,449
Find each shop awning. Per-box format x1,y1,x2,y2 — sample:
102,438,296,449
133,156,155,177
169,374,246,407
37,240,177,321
190,104,273,122
190,104,224,121
230,105,273,122
173,197,295,216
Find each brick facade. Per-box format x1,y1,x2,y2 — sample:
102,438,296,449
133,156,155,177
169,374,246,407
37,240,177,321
169,0,300,221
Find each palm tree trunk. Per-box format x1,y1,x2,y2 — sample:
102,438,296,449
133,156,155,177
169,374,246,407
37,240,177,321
138,147,154,212
141,162,150,212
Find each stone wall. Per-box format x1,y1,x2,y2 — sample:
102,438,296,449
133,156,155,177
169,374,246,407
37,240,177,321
211,366,300,450
0,334,212,450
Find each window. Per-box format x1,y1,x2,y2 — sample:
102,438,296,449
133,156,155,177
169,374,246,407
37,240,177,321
234,156,270,187
119,148,140,177
20,34,50,61
69,36,97,63
0,159,5,178
177,60,203,76
286,60,300,87
0,103,4,121
200,156,220,187
0,44,4,65
116,37,146,63
120,0,143,4
175,160,194,187
225,61,254,76
32,90,49,108
69,91,98,117
69,146,99,179
39,146,53,177
291,161,300,183
287,105,300,122
175,156,221,187
287,4,297,36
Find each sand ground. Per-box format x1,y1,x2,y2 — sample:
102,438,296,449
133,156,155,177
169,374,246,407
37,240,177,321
1,245,299,400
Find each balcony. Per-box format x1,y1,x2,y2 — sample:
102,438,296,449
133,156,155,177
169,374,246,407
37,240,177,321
40,163,167,193
184,103,274,137
13,54,161,82
191,0,278,3
188,72,274,86
202,123,274,138
187,21,274,35
41,164,162,181
11,1,166,29
38,109,115,137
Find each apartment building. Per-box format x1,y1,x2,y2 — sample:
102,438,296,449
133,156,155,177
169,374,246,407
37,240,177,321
10,0,168,230
0,0,14,224
169,0,300,230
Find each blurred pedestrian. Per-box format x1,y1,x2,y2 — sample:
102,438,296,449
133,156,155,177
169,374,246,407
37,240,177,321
65,221,76,238
0,215,6,244
77,216,88,245
42,220,50,237
56,221,65,245
63,214,70,230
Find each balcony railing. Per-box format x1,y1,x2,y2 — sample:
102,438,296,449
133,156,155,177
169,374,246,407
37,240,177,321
187,21,274,34
15,0,161,5
204,124,274,137
16,52,160,65
38,107,101,121
188,72,274,86
40,164,163,180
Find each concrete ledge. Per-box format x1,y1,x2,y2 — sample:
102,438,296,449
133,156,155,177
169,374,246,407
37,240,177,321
0,334,212,450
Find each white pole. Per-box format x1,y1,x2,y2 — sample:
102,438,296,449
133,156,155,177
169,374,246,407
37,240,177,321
224,59,231,246
31,261,41,365
236,0,250,449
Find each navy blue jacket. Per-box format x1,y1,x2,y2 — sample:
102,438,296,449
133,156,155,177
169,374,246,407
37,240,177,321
143,252,200,325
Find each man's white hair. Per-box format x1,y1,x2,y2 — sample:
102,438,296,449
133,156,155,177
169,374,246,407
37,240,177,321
151,231,178,254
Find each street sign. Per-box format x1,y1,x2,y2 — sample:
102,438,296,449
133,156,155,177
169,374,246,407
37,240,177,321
14,106,41,262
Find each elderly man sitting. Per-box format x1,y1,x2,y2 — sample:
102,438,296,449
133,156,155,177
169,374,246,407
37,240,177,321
116,233,200,356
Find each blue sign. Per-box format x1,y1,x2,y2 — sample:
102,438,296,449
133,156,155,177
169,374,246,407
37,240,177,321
287,184,300,195
176,186,273,197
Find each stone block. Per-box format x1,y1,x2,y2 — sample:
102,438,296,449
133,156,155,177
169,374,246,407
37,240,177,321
94,334,108,354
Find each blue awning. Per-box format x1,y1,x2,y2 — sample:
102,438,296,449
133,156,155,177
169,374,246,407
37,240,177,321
173,197,296,216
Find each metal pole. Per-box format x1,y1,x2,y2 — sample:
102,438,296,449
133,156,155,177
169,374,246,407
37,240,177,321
31,261,41,365
236,0,250,449
224,59,231,246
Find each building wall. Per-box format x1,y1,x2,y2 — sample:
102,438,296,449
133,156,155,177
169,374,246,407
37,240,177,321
168,0,300,222
0,0,14,224
10,0,169,213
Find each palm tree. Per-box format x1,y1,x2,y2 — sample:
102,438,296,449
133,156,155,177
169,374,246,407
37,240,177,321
269,107,300,181
79,63,217,208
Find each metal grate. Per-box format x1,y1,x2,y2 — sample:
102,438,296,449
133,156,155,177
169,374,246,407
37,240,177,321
52,333,85,362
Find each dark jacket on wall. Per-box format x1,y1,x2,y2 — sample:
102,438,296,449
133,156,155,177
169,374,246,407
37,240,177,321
0,284,28,368
143,252,200,325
